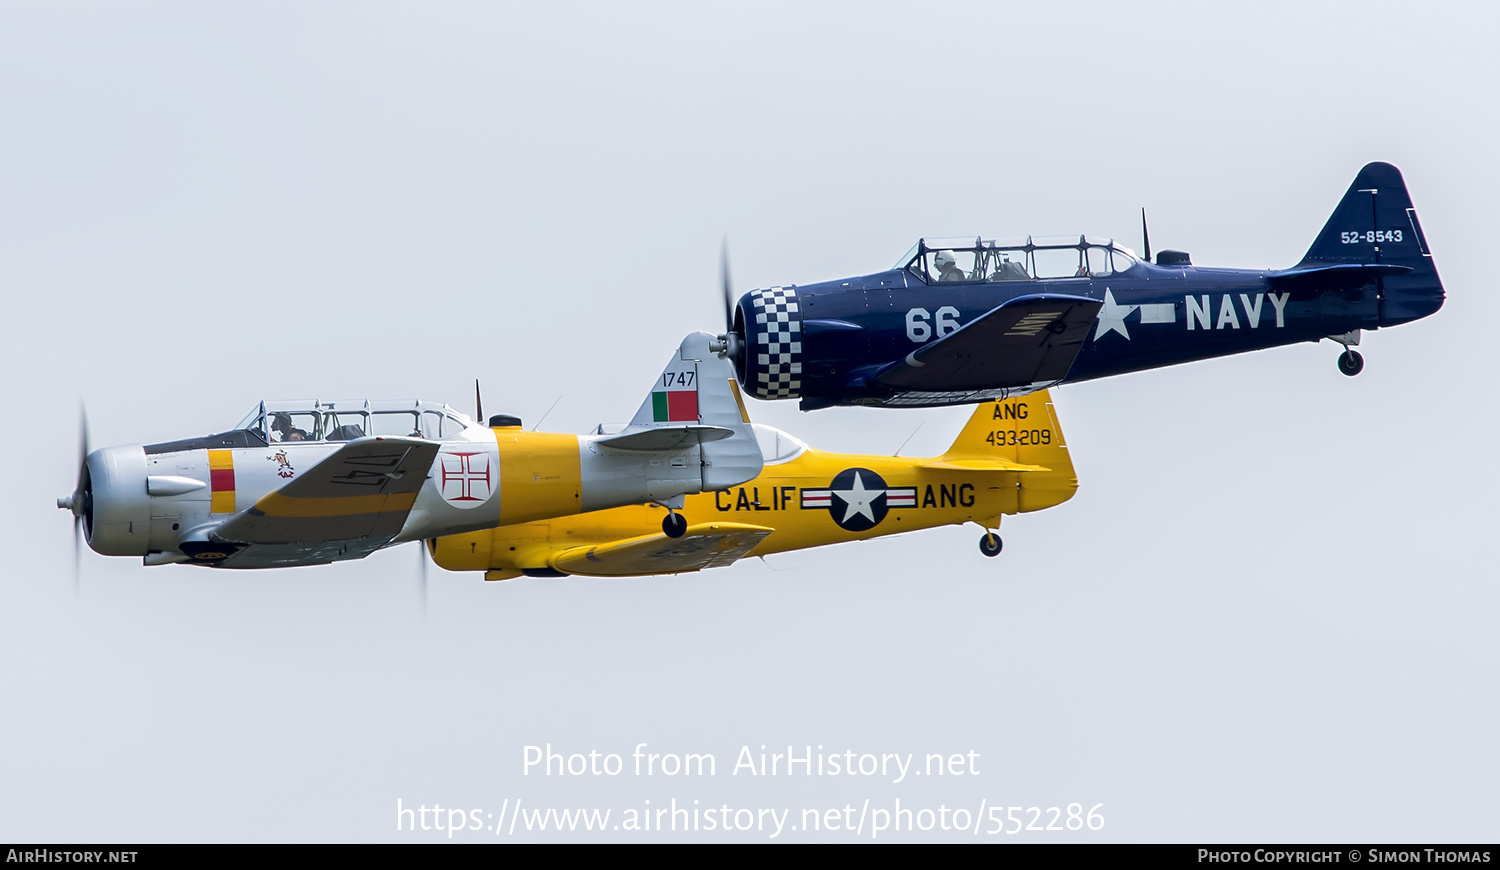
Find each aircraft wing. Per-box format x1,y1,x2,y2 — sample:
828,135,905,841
549,522,774,577
874,294,1101,392
214,436,439,549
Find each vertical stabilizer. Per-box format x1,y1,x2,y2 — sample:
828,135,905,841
1298,162,1443,326
937,390,1077,513
599,332,763,492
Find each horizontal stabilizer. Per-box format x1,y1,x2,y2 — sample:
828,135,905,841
1267,262,1412,296
875,294,1101,392
549,522,773,576
214,436,438,546
920,457,1050,473
594,424,735,451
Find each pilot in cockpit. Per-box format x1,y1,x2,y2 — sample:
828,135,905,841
271,413,310,442
934,250,966,282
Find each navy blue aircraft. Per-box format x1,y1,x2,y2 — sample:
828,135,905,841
717,162,1443,410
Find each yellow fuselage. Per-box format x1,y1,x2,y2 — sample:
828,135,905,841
432,445,1074,578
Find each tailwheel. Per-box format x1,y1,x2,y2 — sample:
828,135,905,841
662,511,688,539
979,532,1003,558
1338,349,1364,377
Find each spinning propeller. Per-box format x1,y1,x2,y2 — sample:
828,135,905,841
417,539,430,620
56,405,92,599
714,239,744,363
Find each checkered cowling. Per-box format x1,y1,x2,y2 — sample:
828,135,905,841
745,286,803,400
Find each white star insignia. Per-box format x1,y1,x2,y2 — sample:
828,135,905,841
832,471,884,525
1094,288,1138,341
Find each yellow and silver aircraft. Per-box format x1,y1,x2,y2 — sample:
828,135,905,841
58,333,762,569
431,390,1077,579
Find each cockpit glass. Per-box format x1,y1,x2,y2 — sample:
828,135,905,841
234,404,265,433
324,411,367,442
1032,246,1085,279
902,235,1131,281
269,411,320,443
370,411,421,438
1086,246,1112,277
983,248,1032,281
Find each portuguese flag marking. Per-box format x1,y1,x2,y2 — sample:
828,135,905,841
652,390,698,423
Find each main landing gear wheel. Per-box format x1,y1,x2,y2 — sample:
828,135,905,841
979,533,1003,558
662,512,688,539
1338,349,1365,377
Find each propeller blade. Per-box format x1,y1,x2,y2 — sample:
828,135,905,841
474,380,483,425
74,403,90,602
78,404,90,469
73,515,81,602
418,540,429,621
1141,208,1152,264
720,238,735,334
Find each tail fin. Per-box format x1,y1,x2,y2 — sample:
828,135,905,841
934,390,1076,513
1297,162,1443,326
598,332,762,490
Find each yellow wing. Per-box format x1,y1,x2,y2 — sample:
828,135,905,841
549,522,774,577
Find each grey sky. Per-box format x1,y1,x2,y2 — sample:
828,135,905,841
2,1,1496,842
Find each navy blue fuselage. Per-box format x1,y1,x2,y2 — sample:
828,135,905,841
728,163,1443,410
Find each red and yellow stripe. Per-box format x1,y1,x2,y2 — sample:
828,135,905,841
209,450,236,514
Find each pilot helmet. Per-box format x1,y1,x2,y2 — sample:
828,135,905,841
934,250,956,268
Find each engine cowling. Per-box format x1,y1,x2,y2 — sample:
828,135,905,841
83,445,153,556
735,285,805,401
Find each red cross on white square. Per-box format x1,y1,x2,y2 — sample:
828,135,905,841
438,451,492,507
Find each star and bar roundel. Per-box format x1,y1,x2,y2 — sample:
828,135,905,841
799,467,917,532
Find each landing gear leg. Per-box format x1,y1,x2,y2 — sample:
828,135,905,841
979,531,1003,558
1327,330,1364,377
662,511,688,538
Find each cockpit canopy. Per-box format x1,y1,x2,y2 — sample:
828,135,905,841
895,236,1140,284
752,423,808,465
233,400,479,443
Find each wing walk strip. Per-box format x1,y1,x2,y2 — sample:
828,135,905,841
248,491,420,518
